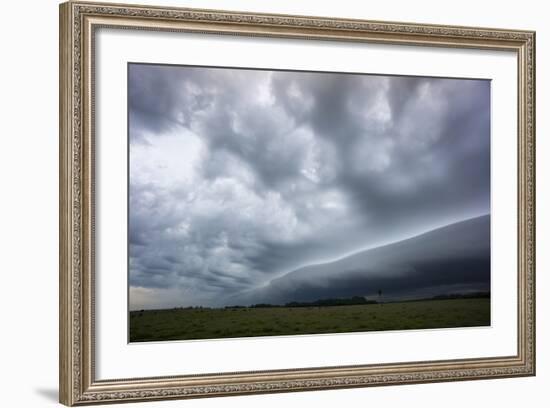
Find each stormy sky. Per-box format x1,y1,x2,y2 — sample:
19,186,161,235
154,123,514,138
128,63,490,310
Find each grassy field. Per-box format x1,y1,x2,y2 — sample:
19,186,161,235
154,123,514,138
129,298,490,342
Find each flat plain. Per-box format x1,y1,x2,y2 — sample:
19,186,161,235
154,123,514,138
129,298,490,342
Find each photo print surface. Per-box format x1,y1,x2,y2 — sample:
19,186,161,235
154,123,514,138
128,63,491,342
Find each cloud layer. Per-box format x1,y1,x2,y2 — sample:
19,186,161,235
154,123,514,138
241,215,490,305
128,64,490,309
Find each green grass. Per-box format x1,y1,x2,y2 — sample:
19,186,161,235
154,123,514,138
129,298,490,342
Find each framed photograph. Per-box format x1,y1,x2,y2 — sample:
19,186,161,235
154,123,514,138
59,1,536,405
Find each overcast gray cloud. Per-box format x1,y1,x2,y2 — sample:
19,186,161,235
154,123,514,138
128,63,490,310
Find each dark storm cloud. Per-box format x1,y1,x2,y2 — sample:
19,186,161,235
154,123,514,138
128,63,491,309
240,215,490,305
285,73,490,233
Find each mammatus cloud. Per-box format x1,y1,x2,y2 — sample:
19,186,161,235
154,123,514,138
128,64,490,310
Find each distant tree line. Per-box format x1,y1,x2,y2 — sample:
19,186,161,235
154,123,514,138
223,296,377,309
431,291,490,300
284,296,377,307
392,291,491,304
132,291,490,313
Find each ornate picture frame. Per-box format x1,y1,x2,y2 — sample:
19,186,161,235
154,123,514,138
59,1,535,405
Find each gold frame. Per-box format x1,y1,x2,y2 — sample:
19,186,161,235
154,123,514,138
59,1,536,405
